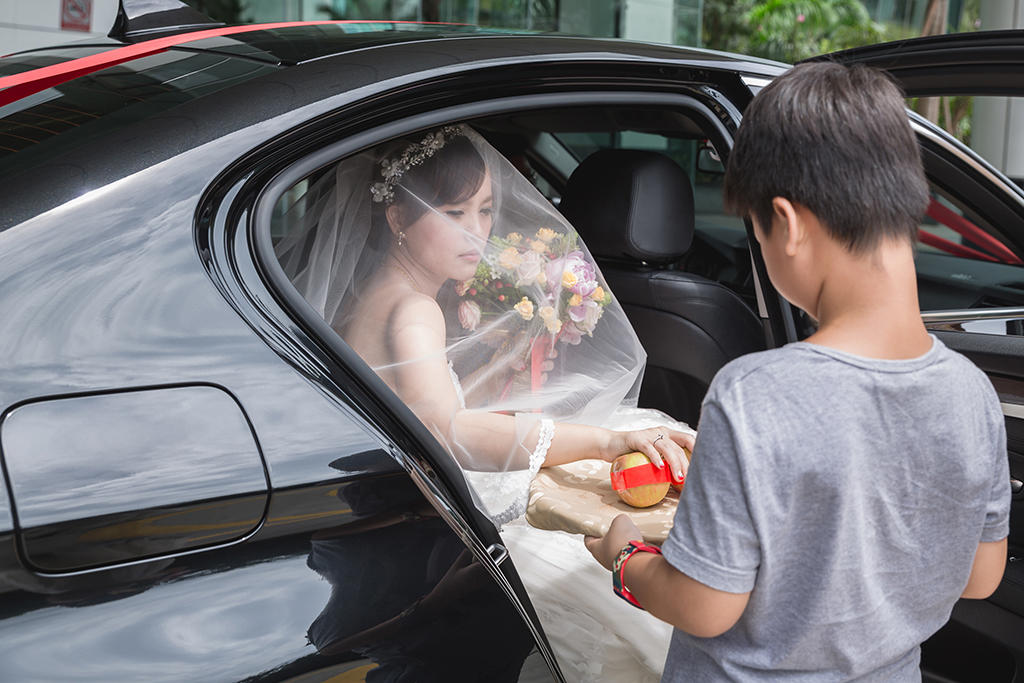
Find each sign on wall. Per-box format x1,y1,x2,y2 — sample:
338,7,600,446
61,0,93,33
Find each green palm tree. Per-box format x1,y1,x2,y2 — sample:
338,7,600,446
746,0,884,62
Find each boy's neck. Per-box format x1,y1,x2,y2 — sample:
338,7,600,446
803,238,932,360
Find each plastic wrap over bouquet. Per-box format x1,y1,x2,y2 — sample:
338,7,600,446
435,132,646,430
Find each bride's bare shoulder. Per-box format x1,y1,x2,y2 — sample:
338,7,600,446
389,291,445,334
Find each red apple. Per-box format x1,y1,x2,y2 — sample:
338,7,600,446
611,452,669,508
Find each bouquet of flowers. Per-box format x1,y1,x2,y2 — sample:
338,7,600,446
454,227,613,393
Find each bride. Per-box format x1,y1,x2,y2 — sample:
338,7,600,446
277,124,695,681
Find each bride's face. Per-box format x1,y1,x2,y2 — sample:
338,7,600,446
403,171,493,282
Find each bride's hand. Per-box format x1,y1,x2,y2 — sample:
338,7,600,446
606,427,694,484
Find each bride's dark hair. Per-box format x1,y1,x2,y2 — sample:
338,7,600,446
333,130,488,328
375,132,488,229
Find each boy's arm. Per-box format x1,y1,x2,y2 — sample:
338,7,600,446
963,393,1011,600
586,514,751,638
961,538,1007,599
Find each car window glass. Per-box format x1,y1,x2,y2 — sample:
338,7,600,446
915,184,1024,336
552,130,755,311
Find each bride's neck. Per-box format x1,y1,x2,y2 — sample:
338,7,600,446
384,251,443,298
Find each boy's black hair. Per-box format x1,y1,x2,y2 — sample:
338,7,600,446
723,62,929,252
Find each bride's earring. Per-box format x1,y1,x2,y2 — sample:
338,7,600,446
396,231,407,248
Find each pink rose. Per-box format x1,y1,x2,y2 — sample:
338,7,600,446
458,300,481,331
563,250,598,297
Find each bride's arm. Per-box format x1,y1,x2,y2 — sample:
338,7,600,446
387,296,691,479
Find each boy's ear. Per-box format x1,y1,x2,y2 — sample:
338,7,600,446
771,197,805,257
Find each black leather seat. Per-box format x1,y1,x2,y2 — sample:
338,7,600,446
559,149,764,425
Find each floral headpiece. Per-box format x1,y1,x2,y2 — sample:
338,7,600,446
370,125,466,204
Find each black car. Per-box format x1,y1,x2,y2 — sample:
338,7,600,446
0,1,1021,680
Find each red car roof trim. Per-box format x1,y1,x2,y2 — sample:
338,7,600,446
0,20,469,108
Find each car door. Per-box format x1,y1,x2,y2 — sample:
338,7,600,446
818,31,1024,682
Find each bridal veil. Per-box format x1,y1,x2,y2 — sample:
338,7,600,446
275,124,648,522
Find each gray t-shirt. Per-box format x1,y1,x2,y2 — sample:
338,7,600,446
661,336,1009,682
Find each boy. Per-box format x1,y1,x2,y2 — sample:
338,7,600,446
585,61,1010,680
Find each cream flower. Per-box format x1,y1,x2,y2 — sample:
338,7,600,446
569,294,582,307
498,247,522,270
562,270,577,289
530,240,547,253
514,297,535,321
545,318,562,334
535,227,557,243
506,232,523,245
591,286,605,302
538,305,556,321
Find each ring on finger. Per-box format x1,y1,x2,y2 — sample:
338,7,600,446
653,433,664,444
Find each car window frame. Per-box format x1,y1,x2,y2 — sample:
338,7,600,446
910,115,1024,334
211,83,766,682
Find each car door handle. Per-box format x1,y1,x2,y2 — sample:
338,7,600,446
487,543,509,565
1012,478,1022,497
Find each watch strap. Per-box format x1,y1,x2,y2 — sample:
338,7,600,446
612,540,662,609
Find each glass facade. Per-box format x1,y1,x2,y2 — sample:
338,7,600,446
227,1,981,47
862,0,968,32
244,0,704,44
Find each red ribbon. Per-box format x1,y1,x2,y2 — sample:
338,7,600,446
610,463,682,490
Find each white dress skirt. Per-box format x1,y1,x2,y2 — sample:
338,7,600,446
452,365,691,682
507,407,693,683
502,519,673,682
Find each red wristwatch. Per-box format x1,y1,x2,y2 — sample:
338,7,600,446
611,540,662,608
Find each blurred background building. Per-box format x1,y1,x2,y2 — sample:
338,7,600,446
1,0,1021,179
0,1,1002,55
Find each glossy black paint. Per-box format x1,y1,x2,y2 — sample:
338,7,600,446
0,34,558,672
0,472,538,681
2,385,268,573
0,33,783,231
816,29,1024,96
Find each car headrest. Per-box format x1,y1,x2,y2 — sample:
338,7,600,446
559,149,694,264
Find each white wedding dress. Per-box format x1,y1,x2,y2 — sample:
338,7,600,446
275,124,688,682
452,364,685,683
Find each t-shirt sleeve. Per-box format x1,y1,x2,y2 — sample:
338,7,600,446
661,399,760,594
981,398,1010,543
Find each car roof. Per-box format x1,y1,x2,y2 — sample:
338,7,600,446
4,21,785,76
0,23,785,230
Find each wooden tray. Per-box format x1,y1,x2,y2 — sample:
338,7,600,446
525,459,680,544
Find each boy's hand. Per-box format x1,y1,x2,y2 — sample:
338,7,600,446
584,514,645,571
